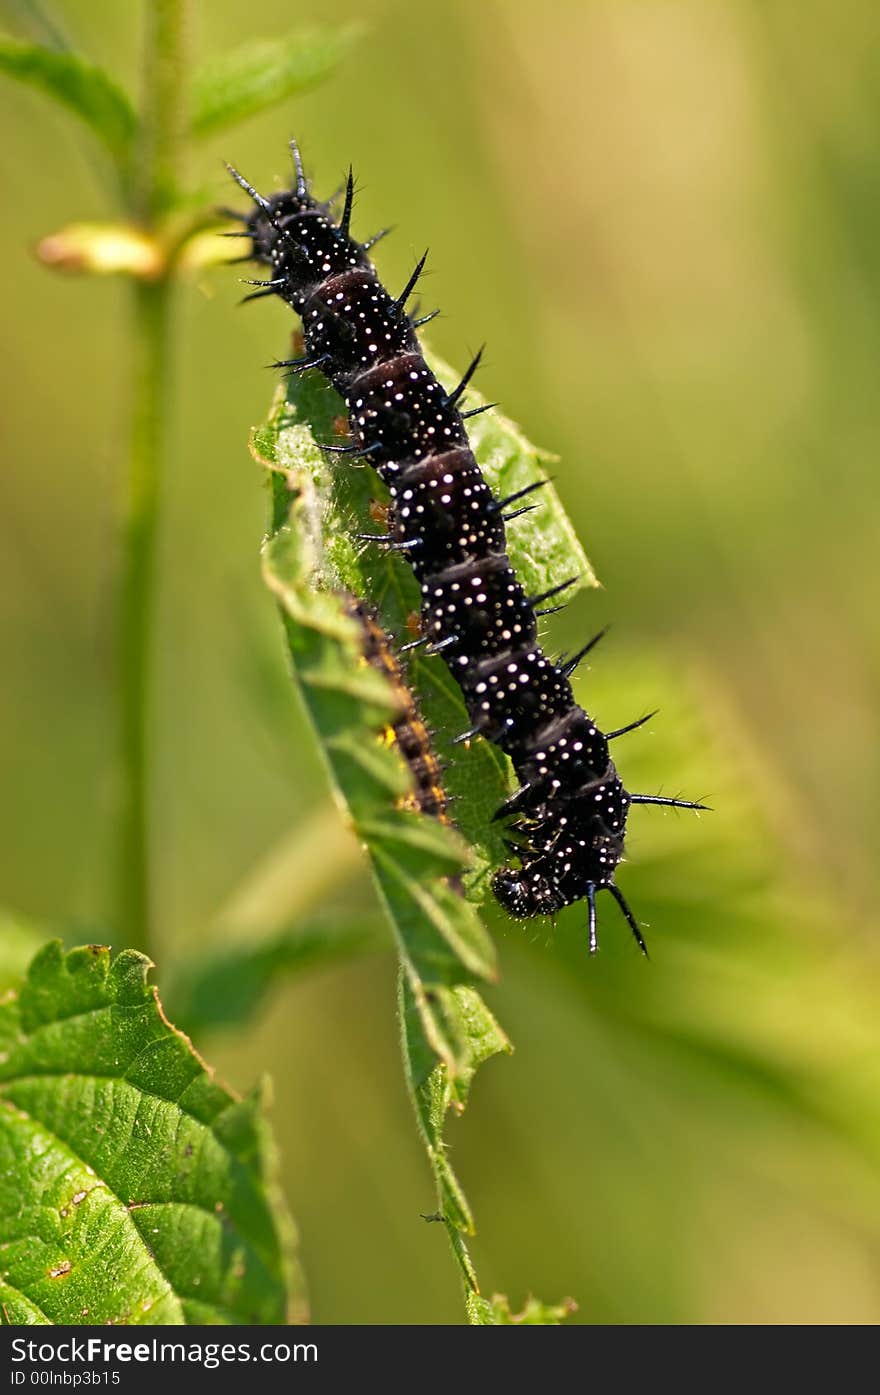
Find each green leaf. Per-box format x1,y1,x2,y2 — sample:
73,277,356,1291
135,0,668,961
191,26,361,138
167,914,385,1038
0,37,136,177
0,910,50,992
256,349,589,1320
36,221,163,277
466,1292,578,1325
0,943,301,1326
263,506,499,1075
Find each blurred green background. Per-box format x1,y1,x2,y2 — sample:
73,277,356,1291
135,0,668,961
4,0,880,1323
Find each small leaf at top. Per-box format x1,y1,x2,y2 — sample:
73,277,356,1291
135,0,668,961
36,221,163,277
191,25,362,138
253,334,593,1319
0,942,300,1325
0,37,136,177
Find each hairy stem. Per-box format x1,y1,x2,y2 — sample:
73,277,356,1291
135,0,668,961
117,279,171,954
116,0,188,953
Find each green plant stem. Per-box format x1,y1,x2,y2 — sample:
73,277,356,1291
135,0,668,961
118,279,171,955
116,0,188,953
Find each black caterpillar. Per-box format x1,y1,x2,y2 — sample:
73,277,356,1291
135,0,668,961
227,142,706,954
344,595,451,826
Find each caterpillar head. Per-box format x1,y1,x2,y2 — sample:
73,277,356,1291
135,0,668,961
491,861,573,919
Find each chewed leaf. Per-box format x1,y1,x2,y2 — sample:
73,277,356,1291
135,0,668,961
399,975,510,1234
258,362,514,1312
191,26,361,137
0,909,50,992
166,914,384,1039
36,222,163,278
0,943,299,1325
433,354,596,600
0,37,136,179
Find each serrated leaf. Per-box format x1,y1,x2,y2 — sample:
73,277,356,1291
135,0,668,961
0,943,300,1326
191,26,361,138
0,37,136,177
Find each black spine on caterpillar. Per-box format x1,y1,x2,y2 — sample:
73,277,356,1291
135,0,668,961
227,144,707,954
